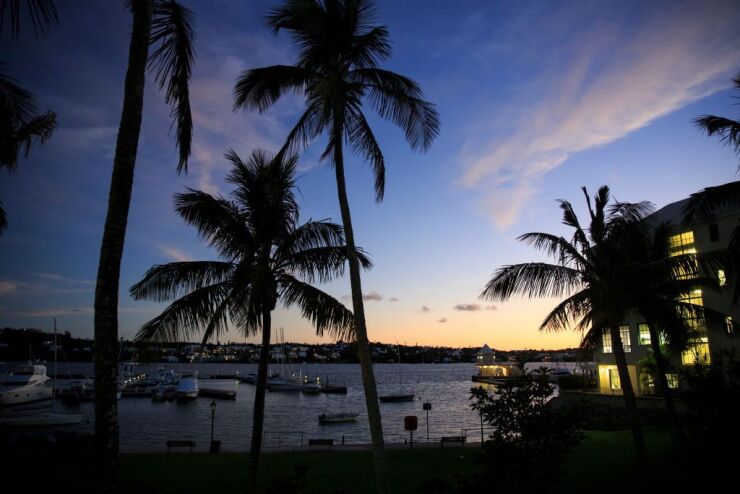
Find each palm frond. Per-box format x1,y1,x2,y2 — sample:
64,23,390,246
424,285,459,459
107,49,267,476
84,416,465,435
174,190,255,260
353,67,439,151
694,115,740,157
134,282,231,343
279,274,356,341
279,245,372,283
233,65,311,112
0,0,58,38
557,199,589,251
0,200,6,235
540,290,592,332
277,219,344,254
0,65,35,122
682,180,740,222
130,261,235,302
516,232,587,268
346,108,385,201
149,0,195,172
481,262,582,301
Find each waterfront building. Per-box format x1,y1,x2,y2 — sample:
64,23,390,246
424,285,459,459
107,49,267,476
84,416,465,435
475,344,522,378
595,182,740,395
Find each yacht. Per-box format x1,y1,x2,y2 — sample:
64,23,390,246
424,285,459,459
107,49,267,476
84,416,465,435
176,373,199,401
0,363,53,406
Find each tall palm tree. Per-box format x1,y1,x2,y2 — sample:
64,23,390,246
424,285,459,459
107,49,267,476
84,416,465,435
0,0,58,234
233,2,439,491
695,72,740,166
482,187,658,461
93,1,194,491
131,149,366,493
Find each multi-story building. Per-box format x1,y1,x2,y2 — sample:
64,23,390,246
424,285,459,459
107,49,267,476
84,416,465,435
595,183,740,395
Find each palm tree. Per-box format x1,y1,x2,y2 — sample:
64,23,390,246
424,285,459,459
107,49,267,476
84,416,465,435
695,72,740,166
92,1,194,491
131,149,366,493
0,0,58,234
233,2,439,491
481,187,659,461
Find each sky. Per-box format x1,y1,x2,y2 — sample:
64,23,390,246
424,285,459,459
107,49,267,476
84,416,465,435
1,0,739,350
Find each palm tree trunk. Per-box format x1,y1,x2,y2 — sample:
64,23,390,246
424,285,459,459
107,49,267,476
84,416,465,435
246,309,272,493
610,324,647,462
93,1,152,492
647,325,686,444
332,111,391,494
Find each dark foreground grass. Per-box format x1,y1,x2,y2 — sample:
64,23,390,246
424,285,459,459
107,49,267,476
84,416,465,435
121,427,707,493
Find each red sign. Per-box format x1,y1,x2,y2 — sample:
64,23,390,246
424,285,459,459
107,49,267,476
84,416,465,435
404,415,418,431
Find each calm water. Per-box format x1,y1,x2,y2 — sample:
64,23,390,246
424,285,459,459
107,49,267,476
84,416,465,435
9,363,491,452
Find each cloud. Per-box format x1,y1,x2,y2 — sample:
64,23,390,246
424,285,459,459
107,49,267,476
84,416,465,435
421,305,431,313
486,305,497,311
34,273,94,285
363,291,383,302
0,281,18,297
460,0,740,228
454,303,482,311
159,245,191,262
389,297,399,302
438,318,447,323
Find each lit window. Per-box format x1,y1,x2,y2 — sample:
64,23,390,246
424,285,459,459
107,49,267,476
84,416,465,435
677,290,705,333
718,269,727,287
638,323,651,346
602,329,612,354
609,368,621,390
727,316,735,336
666,373,679,389
681,337,711,365
620,325,631,353
668,231,698,279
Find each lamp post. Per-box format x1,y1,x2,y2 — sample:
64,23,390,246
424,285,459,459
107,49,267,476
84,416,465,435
423,402,432,442
210,400,217,451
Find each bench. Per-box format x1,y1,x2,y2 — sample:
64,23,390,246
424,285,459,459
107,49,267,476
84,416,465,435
440,436,466,447
308,438,334,451
166,440,196,452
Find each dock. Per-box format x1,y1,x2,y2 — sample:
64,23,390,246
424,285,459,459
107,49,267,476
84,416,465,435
198,388,236,400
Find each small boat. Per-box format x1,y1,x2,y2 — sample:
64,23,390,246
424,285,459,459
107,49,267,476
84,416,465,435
0,363,52,406
176,373,199,401
199,387,236,400
318,412,359,424
379,394,415,403
302,375,322,394
238,372,258,384
321,384,347,394
267,376,303,392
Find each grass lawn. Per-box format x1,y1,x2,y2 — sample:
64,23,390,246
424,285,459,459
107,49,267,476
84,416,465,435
121,427,703,493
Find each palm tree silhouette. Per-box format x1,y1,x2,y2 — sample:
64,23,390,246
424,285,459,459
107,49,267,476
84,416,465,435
233,2,439,490
482,187,664,461
695,72,740,167
92,1,194,491
0,0,58,234
131,149,366,492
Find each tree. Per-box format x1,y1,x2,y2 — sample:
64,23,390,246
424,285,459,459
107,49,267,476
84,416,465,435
481,187,659,461
92,1,194,491
695,72,740,167
0,0,58,234
233,2,439,491
131,149,365,494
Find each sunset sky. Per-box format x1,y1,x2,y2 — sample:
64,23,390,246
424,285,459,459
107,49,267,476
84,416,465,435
1,0,739,349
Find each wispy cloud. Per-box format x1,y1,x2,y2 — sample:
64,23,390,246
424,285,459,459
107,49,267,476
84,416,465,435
389,297,399,302
454,303,481,311
159,245,191,262
34,273,94,285
460,0,740,228
421,305,431,313
0,281,18,297
363,291,383,302
438,318,447,323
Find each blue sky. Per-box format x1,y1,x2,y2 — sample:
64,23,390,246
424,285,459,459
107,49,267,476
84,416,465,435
1,0,739,349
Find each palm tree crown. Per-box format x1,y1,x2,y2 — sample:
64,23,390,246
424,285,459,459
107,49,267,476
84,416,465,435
694,72,740,166
233,0,440,202
131,149,366,344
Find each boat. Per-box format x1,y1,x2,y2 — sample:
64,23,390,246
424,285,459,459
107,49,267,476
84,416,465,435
301,375,322,394
176,373,199,401
0,363,53,406
379,343,415,403
318,412,359,424
238,372,258,384
199,387,236,400
267,375,303,391
321,384,347,394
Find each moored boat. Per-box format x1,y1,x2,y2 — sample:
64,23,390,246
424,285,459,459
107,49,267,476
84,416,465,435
176,373,199,401
318,412,359,424
0,363,52,406
379,394,414,403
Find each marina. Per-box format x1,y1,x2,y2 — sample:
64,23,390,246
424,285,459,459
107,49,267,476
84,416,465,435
0,362,493,451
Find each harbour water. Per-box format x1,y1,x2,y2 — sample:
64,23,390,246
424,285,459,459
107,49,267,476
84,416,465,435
4,362,491,452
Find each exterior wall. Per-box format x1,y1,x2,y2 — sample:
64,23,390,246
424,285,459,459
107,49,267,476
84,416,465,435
478,364,522,377
594,194,740,395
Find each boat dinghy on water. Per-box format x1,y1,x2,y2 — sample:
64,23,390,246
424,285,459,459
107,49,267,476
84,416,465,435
176,373,199,401
318,412,359,424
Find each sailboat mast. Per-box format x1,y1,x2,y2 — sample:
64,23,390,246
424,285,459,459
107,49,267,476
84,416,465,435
52,318,57,407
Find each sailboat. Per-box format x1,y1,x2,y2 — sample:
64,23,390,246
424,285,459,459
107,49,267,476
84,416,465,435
267,328,303,391
379,343,414,403
0,319,83,427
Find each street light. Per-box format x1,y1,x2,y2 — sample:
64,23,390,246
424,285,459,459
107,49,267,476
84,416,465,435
210,400,217,452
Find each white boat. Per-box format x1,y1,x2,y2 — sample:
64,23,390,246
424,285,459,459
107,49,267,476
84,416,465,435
267,375,303,391
379,344,415,403
176,373,199,401
0,411,83,427
0,363,53,406
302,375,322,394
318,412,359,424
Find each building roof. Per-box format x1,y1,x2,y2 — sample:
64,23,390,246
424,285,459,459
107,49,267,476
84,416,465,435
477,344,493,355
